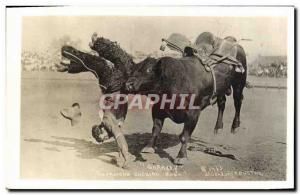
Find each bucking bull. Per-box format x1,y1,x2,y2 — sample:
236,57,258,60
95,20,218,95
56,32,247,167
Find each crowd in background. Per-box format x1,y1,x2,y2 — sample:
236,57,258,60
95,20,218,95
21,35,287,78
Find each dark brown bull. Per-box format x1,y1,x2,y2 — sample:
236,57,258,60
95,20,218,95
125,47,247,165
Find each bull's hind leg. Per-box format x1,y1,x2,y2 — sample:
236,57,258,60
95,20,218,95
214,95,226,134
174,112,200,165
231,83,245,134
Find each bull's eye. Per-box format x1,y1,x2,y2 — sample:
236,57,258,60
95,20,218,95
146,67,152,74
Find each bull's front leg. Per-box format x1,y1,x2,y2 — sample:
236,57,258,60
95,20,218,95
141,118,165,154
141,105,165,154
174,112,199,165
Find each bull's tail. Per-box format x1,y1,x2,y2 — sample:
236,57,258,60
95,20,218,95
235,44,247,86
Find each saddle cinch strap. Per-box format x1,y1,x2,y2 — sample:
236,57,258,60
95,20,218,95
193,46,244,72
209,65,218,105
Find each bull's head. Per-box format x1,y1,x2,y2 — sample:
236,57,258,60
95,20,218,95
56,45,91,73
125,57,159,94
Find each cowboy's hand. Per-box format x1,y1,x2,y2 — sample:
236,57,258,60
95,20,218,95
55,63,68,72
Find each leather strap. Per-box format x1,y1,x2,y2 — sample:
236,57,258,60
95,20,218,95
210,65,217,97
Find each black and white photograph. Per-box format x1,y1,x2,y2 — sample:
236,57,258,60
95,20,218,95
5,6,294,190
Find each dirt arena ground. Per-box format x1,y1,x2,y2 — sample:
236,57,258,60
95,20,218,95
20,71,287,180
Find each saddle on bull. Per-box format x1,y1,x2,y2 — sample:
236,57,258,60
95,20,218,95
161,32,245,73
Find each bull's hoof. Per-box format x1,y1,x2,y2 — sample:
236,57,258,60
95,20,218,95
173,157,187,165
214,128,223,135
231,120,241,134
231,126,240,134
141,146,156,154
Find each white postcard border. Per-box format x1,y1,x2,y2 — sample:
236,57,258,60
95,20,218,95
5,6,295,189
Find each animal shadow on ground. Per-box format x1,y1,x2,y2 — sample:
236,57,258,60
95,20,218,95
24,132,237,167
24,133,180,166
188,139,238,160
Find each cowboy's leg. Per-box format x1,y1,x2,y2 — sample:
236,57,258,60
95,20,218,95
101,111,130,160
